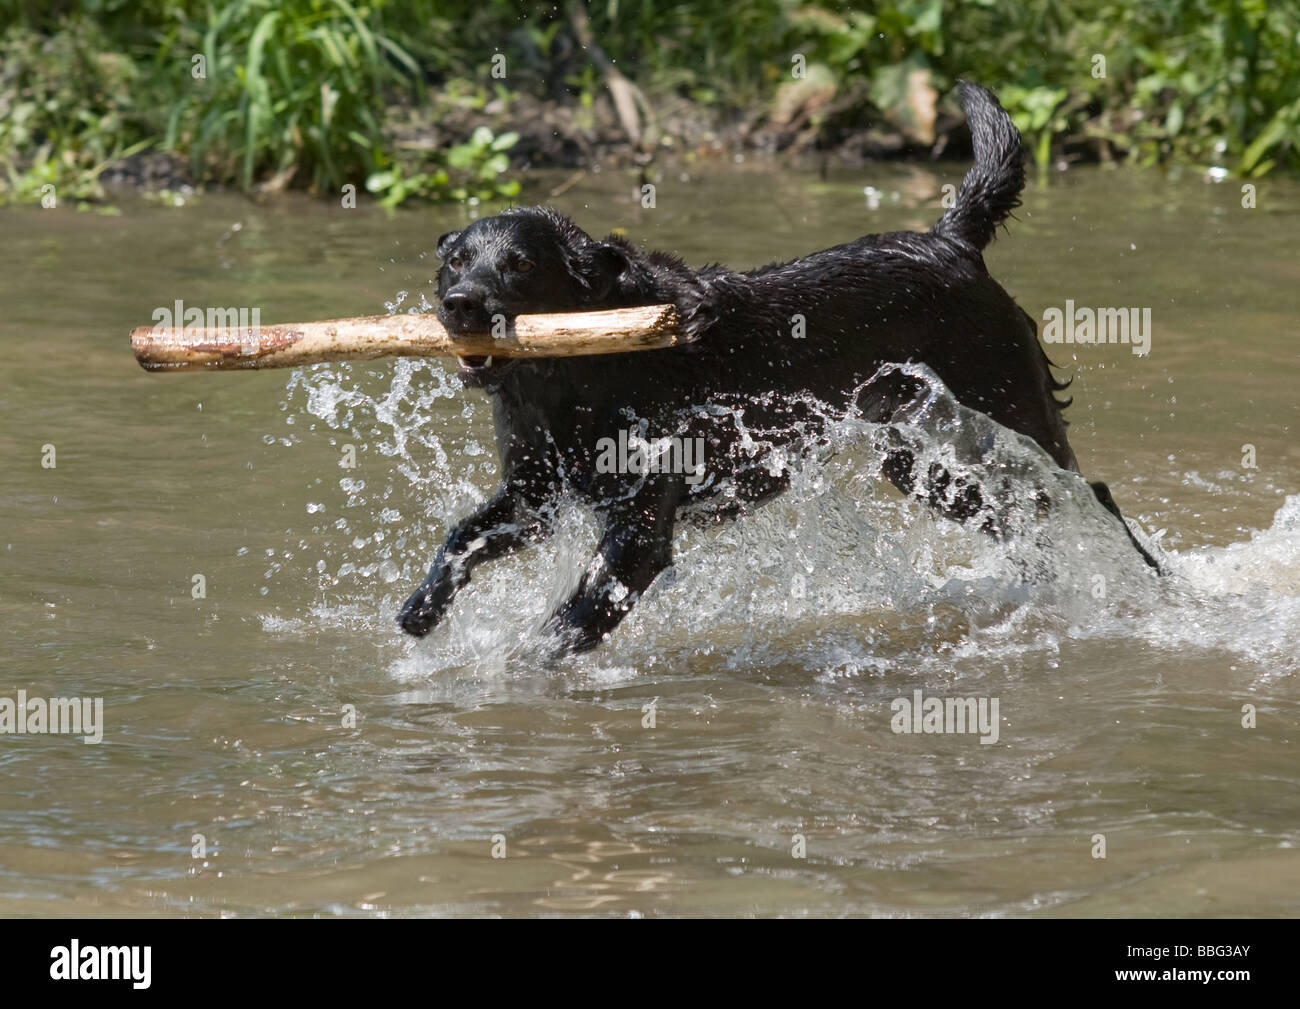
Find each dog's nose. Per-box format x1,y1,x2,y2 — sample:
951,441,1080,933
442,290,483,316
439,288,492,332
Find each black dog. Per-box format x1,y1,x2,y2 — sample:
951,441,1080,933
397,82,1158,653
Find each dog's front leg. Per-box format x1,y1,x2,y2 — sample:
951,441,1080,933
397,488,547,637
543,479,682,654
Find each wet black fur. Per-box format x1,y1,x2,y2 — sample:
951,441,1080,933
397,82,1159,654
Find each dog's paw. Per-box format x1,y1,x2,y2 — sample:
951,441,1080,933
540,601,607,657
396,578,454,637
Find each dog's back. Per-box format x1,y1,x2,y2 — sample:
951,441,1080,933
671,83,1076,472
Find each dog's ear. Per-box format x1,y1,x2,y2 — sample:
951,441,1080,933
435,230,462,260
581,240,634,302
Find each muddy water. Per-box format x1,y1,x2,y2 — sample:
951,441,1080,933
1,162,1297,917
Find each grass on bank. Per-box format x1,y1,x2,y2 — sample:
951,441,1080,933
1,0,1297,206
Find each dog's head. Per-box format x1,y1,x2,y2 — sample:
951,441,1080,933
434,208,643,377
433,206,709,384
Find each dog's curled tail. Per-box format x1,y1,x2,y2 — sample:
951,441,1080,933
932,82,1025,251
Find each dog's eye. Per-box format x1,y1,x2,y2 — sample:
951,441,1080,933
447,256,463,271
514,258,534,274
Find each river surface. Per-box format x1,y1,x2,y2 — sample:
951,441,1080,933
1,162,1298,917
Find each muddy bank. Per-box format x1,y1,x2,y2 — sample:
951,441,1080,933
392,78,978,170
103,83,983,200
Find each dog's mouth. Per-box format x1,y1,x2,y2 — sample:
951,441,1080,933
456,354,495,372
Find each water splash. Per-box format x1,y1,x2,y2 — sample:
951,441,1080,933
262,355,1300,681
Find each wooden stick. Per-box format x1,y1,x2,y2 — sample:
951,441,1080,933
130,304,682,372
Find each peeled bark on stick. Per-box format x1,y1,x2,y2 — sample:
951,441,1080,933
130,304,682,372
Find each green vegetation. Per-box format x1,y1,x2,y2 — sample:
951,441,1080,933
2,0,1297,206
0,16,151,203
164,0,420,193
